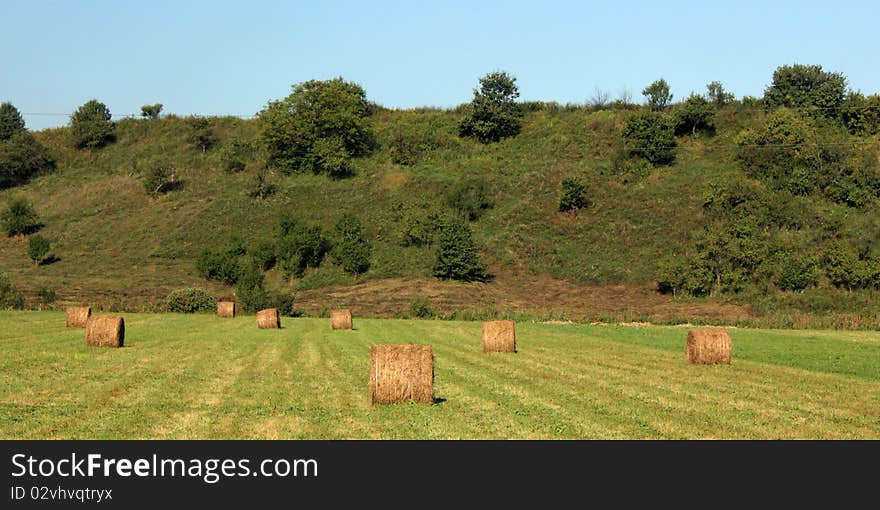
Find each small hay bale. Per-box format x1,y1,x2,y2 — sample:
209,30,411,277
331,309,353,330
217,301,236,318
370,344,433,405
256,308,281,329
685,328,732,365
85,316,124,348
482,320,516,352
66,306,91,328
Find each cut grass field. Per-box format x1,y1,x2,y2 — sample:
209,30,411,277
0,311,877,439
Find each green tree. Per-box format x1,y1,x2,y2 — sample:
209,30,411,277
0,132,54,188
763,64,847,116
841,92,880,136
622,111,676,165
672,94,715,136
258,78,372,176
0,273,25,310
0,102,26,141
70,100,115,149
458,71,523,143
706,82,734,108
142,158,177,196
27,235,51,265
331,214,371,275
164,288,216,313
186,117,218,152
1,198,40,236
235,262,269,313
642,79,673,110
140,103,163,119
276,213,329,278
432,219,488,282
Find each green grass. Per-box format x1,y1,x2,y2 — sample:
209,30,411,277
1,311,877,439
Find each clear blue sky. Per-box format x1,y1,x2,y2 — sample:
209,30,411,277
4,0,878,130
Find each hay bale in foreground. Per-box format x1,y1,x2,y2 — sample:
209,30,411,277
85,316,124,348
482,320,516,352
256,308,280,329
217,301,236,318
370,344,433,405
66,307,91,328
331,309,353,330
685,328,732,364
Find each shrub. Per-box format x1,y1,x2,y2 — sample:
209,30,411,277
823,242,868,290
558,178,590,212
394,201,448,247
27,235,51,265
775,253,819,291
331,214,371,275
235,263,269,313
195,249,242,285
140,103,163,119
706,82,734,108
251,240,277,271
70,100,115,149
410,296,435,318
37,287,57,305
622,111,676,165
258,78,372,176
0,132,54,188
763,64,846,117
447,179,493,221
186,116,218,152
164,288,217,313
432,219,488,282
672,94,715,136
269,293,295,316
248,167,277,199
458,71,523,143
841,92,880,136
0,273,25,310
0,102,26,141
220,140,252,173
656,257,713,297
642,79,673,110
1,198,40,236
142,159,177,196
276,213,329,278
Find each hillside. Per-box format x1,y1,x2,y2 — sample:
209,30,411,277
1,103,878,327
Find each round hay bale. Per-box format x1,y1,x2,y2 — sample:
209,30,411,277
85,316,124,348
66,306,91,328
256,308,281,329
370,344,434,405
482,320,516,352
685,328,732,365
217,301,236,318
331,309,353,330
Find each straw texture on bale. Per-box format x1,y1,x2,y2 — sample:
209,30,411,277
256,308,281,329
685,328,732,364
331,309,353,330
85,316,124,348
370,344,434,405
217,301,236,318
482,320,516,352
66,306,91,328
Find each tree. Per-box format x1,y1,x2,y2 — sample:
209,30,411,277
235,262,269,313
706,82,734,108
70,100,115,149
259,78,372,176
275,213,329,278
642,79,673,110
0,273,25,310
27,235,51,265
622,111,676,165
142,159,177,196
458,71,523,143
841,92,880,136
331,214,371,275
558,178,590,212
763,64,847,116
185,117,218,152
140,103,163,119
0,102,26,141
1,198,40,236
0,132,54,188
672,94,716,136
432,219,488,282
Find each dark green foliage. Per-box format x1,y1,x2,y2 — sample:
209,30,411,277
558,178,590,212
195,246,242,285
622,111,676,165
142,159,177,196
220,140,252,173
841,92,880,136
186,116,218,152
331,214,371,275
458,71,523,143
258,78,372,176
269,293,296,317
251,240,277,271
392,201,448,247
235,263,269,313
0,273,25,310
656,257,713,297
775,253,819,291
823,242,879,290
276,213,329,278
140,103,163,120
390,131,422,165
642,79,673,110
164,287,217,313
432,219,488,282
0,132,55,188
706,82,734,108
1,198,40,236
0,102,26,141
763,64,847,117
447,179,493,220
27,235,51,265
247,167,277,199
37,287,57,305
672,94,715,136
410,296,435,318
70,100,115,149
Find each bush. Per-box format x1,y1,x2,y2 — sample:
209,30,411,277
331,214,371,275
447,179,493,221
70,100,115,149
37,287,57,305
247,167,277,199
0,132,54,188
186,117,218,152
458,71,523,143
432,219,488,282
775,253,819,291
706,82,734,108
558,178,590,212
0,273,25,310
841,92,880,136
220,140,252,173
672,94,715,136
142,159,178,196
258,78,372,176
195,249,242,285
235,263,269,313
1,198,40,236
27,235,51,265
656,257,713,297
269,293,295,317
140,103,163,119
642,79,673,110
0,102,26,141
622,111,676,165
251,240,277,271
394,201,447,247
410,296,435,318
164,288,217,313
763,64,847,117
276,213,329,277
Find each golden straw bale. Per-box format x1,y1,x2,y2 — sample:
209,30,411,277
331,309,353,330
685,328,732,364
481,320,516,352
85,316,124,348
66,307,91,328
217,301,236,318
370,344,434,405
256,308,281,329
